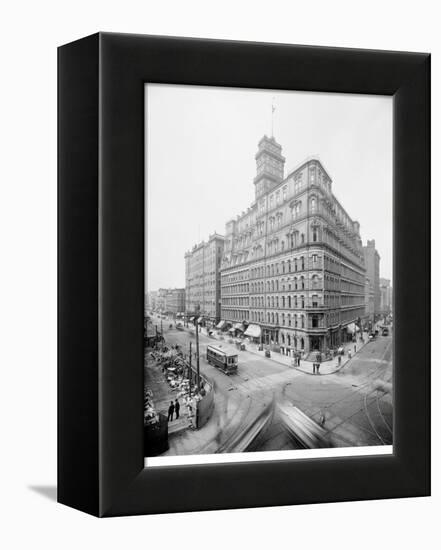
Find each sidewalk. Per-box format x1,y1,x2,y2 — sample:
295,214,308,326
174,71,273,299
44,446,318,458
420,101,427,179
202,327,370,376
144,357,190,435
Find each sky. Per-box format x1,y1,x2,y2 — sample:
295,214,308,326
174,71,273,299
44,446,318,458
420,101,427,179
146,84,393,291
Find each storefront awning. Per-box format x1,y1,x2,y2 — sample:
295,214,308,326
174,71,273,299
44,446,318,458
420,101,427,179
233,323,244,332
346,322,357,333
244,324,261,338
189,316,195,322
216,319,226,329
196,316,203,323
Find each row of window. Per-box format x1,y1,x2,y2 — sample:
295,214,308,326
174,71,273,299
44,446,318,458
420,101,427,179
250,295,321,309
249,275,322,293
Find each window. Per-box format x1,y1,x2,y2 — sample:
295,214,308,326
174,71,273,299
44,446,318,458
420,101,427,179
310,197,317,213
301,233,305,244
283,186,287,201
313,228,318,242
312,254,317,264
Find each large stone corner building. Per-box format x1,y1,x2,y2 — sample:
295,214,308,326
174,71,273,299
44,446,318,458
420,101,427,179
185,233,225,326
219,135,366,355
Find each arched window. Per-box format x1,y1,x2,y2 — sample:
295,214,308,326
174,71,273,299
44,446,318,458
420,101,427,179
301,296,305,308
288,314,291,327
271,312,274,324
288,260,291,272
294,314,297,327
301,256,305,270
301,276,305,290
301,233,305,244
312,275,319,289
271,280,274,292
294,277,298,290
288,296,291,308
310,196,317,213
301,316,305,328
281,332,285,344
282,296,285,308
282,313,285,326
271,296,274,307
282,261,285,273
313,228,318,242
287,334,291,346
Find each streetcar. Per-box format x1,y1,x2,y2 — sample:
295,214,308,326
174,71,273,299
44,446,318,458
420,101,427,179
206,344,238,375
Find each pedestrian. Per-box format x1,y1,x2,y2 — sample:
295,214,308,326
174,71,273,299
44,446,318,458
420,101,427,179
354,344,357,353
313,362,317,375
167,400,175,422
348,350,352,359
316,362,320,375
338,355,342,367
174,399,180,420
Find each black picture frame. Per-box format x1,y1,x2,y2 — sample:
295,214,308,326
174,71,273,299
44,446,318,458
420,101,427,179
58,32,430,517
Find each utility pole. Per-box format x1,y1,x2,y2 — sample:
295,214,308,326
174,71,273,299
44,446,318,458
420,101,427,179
188,342,192,398
195,317,200,392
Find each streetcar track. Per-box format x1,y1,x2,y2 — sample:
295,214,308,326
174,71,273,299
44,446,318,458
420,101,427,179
375,390,393,435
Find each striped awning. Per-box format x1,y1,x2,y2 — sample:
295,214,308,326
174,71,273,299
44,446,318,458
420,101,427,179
244,324,261,338
216,319,226,329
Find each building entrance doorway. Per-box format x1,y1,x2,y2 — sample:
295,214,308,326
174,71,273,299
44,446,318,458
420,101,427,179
309,336,321,351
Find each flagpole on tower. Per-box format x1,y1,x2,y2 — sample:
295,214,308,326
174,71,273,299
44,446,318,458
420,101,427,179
271,97,276,137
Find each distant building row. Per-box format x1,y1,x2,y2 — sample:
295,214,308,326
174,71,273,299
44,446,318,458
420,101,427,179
184,135,390,353
146,287,185,316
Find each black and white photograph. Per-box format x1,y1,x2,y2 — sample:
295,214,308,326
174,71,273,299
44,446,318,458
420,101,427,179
144,84,393,464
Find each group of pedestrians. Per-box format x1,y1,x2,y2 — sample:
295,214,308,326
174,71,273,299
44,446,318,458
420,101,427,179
312,351,322,375
167,399,180,422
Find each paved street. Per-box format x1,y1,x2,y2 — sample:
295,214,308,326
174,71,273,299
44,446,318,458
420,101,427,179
147,316,393,454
